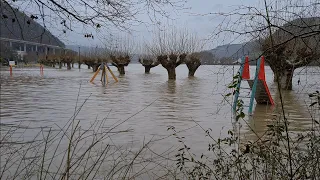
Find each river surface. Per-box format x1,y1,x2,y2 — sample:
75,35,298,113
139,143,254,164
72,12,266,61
1,64,319,146
0,64,319,178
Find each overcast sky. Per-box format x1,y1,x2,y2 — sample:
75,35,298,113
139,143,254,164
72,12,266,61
38,0,262,50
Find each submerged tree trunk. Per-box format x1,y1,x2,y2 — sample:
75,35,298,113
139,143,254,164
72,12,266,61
59,62,62,69
92,64,99,72
188,68,197,77
167,67,176,80
87,65,91,69
144,66,151,73
78,63,81,69
72,63,74,68
275,68,294,90
118,65,125,75
186,60,201,77
270,62,294,90
66,62,71,70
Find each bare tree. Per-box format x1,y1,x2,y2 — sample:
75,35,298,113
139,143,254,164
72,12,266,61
82,48,105,72
107,35,133,75
139,56,160,73
61,49,77,70
148,28,201,80
137,44,160,73
262,17,320,90
213,0,320,90
185,53,201,77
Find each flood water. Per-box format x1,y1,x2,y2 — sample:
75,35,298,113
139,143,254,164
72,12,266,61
1,64,319,147
0,64,319,178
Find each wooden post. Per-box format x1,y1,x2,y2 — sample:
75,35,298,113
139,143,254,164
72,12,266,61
105,66,109,84
233,56,245,113
90,66,101,83
106,66,118,82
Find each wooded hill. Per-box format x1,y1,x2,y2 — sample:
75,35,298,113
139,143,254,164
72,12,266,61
0,1,65,47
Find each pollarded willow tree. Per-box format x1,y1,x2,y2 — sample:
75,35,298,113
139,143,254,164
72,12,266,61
214,0,320,90
262,17,320,90
110,54,130,75
82,48,107,72
137,44,160,73
185,53,201,77
139,57,160,74
148,28,202,80
61,50,77,70
106,36,133,75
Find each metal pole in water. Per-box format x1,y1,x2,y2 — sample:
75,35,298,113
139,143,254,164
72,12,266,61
78,46,81,70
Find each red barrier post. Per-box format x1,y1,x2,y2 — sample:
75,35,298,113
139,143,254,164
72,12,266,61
9,65,12,76
242,56,250,80
258,56,266,81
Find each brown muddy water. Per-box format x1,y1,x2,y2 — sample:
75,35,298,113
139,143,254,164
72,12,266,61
0,64,319,178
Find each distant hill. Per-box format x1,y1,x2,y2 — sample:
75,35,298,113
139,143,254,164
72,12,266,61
201,17,320,65
0,1,64,47
209,41,260,59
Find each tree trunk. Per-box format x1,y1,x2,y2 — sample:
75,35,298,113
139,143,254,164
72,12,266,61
166,67,176,80
270,61,294,90
145,66,151,73
66,62,71,70
92,64,99,72
186,61,201,77
277,69,294,90
72,63,74,68
187,64,200,77
188,69,196,77
87,65,91,69
118,65,125,75
78,63,81,69
52,63,55,68
63,63,66,66
59,62,62,69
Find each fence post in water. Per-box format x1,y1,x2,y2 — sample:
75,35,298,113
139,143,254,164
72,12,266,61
9,65,12,76
40,64,44,76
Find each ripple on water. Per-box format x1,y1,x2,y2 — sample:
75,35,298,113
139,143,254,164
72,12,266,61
0,65,319,151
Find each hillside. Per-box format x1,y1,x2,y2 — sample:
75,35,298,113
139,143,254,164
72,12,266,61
0,1,65,47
